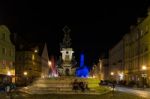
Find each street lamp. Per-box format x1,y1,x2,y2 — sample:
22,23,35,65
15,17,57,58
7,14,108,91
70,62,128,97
7,71,11,76
23,71,28,86
141,65,147,89
142,65,147,71
48,61,52,77
110,72,114,82
99,59,102,80
110,72,115,90
7,71,11,83
48,61,52,67
24,71,27,76
111,72,114,76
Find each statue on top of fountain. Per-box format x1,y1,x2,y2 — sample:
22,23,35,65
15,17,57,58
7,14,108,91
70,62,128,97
60,25,72,49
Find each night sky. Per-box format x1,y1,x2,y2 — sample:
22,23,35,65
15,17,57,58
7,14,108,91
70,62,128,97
0,1,150,66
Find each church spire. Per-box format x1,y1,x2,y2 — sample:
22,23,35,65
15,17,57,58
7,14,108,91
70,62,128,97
60,25,72,48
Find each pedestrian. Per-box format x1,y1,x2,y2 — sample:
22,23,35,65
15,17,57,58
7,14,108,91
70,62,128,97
72,79,79,92
84,81,89,91
112,82,115,91
79,81,85,92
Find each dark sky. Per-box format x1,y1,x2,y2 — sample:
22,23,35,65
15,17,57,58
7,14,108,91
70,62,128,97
0,1,150,66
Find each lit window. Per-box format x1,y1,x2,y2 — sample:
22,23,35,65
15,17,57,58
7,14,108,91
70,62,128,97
32,54,35,60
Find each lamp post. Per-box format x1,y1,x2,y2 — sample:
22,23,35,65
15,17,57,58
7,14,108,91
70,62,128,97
111,72,114,76
110,72,115,91
48,61,52,77
24,71,27,76
110,72,114,82
48,61,52,67
23,71,28,86
141,65,147,89
7,71,11,83
7,71,11,76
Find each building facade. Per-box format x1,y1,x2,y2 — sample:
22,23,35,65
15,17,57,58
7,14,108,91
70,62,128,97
109,8,150,87
90,64,98,78
15,49,41,85
99,59,109,80
109,40,124,82
0,25,15,83
124,11,150,87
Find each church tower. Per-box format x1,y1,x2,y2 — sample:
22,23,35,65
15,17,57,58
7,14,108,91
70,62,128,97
58,26,76,76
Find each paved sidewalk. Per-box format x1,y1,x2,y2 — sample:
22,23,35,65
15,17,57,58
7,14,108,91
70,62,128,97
116,86,150,98
132,87,150,91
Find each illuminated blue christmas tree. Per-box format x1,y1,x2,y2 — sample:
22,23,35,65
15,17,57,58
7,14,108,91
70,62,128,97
80,54,84,67
76,53,89,78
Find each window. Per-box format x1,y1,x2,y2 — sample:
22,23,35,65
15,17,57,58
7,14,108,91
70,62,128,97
11,49,14,56
32,54,35,60
145,25,149,33
140,30,143,36
2,60,6,68
2,33,5,40
9,49,12,56
136,33,139,39
10,62,13,68
2,48,6,55
145,46,148,52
